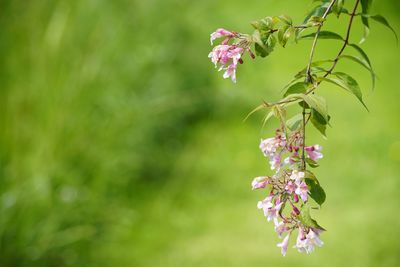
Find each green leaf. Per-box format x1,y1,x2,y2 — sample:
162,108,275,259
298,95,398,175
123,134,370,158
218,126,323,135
283,82,308,97
349,43,371,65
368,14,398,43
339,54,376,90
310,107,330,138
304,170,317,180
306,158,319,168
300,30,344,41
298,204,326,230
295,66,327,79
272,105,287,129
332,0,345,17
306,16,325,27
310,115,326,137
255,42,267,57
302,94,329,122
305,178,326,206
251,16,276,31
243,104,266,122
253,31,276,58
286,114,303,131
333,72,369,111
312,108,329,125
278,15,293,25
303,2,329,23
262,110,275,128
360,0,372,43
278,25,294,47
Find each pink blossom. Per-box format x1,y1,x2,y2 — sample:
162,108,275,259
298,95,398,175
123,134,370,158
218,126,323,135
289,170,305,183
269,154,282,171
259,137,285,158
208,45,243,83
274,221,289,237
304,229,324,253
305,145,323,161
295,181,309,202
277,233,291,256
265,201,283,223
257,196,283,223
210,28,236,45
285,181,296,194
283,153,299,167
257,196,273,211
251,176,269,190
293,228,308,253
222,62,238,82
294,228,324,254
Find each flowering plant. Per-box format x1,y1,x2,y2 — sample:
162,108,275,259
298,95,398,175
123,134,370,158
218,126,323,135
208,0,396,256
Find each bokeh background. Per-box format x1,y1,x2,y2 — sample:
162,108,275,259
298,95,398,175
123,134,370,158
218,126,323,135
1,0,399,266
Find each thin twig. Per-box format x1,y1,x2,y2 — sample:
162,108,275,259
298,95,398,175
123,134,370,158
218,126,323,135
269,0,361,105
307,0,361,94
305,0,338,82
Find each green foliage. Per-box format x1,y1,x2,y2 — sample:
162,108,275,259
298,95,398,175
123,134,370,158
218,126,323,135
305,178,326,206
322,72,369,111
283,82,308,97
298,204,325,230
360,0,373,43
1,0,399,266
300,30,344,40
367,14,398,43
286,113,303,131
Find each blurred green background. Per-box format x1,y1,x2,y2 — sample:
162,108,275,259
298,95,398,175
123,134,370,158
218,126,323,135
1,0,400,266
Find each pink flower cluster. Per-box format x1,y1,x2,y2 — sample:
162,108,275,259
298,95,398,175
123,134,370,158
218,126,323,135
251,128,324,256
208,28,255,83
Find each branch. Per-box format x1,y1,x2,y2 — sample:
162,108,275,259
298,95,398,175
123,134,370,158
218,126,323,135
305,0,338,82
307,0,361,94
269,0,361,106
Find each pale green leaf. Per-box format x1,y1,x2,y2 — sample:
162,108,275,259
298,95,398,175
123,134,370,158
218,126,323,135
339,55,376,89
300,30,344,40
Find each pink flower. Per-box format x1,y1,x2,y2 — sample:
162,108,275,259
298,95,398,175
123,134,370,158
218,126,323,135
222,62,238,82
285,181,296,194
251,176,269,190
265,201,283,223
257,196,273,211
269,154,282,171
304,229,324,253
295,181,309,202
305,145,323,161
257,196,283,223
259,137,285,158
210,28,236,45
289,170,305,183
274,221,289,237
293,227,308,253
208,45,244,83
277,233,291,256
284,153,299,167
294,228,324,254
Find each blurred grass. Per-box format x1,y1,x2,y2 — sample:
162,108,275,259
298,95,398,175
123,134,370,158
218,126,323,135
1,0,400,266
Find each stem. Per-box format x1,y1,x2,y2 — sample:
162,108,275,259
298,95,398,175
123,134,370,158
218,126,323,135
301,0,337,170
307,0,361,94
269,0,360,105
301,105,306,170
305,0,337,82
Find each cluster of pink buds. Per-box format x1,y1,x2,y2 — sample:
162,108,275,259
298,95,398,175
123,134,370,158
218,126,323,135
251,128,324,256
208,28,255,83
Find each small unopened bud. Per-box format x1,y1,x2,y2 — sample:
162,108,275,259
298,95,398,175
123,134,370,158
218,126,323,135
248,49,256,59
292,205,300,215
